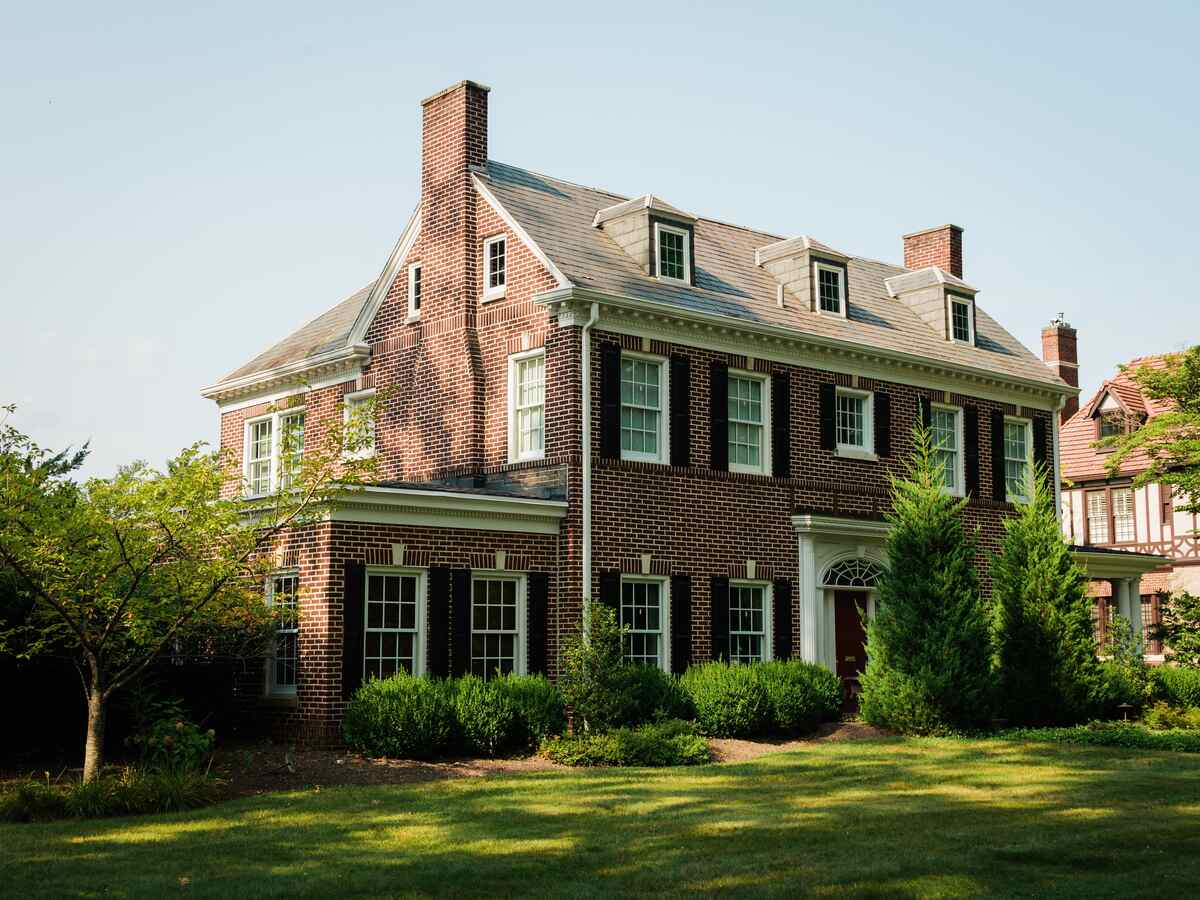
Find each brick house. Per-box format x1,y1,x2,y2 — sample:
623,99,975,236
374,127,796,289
1046,331,1195,661
203,80,1084,743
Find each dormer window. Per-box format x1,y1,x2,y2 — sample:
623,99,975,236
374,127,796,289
814,261,846,317
948,295,974,344
1098,412,1123,439
654,222,690,284
484,235,506,301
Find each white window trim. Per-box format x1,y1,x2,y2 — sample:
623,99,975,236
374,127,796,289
834,387,876,460
931,403,965,498
947,293,975,345
727,369,772,476
363,566,428,678
507,349,546,463
343,388,376,460
265,570,300,697
814,261,847,318
728,579,774,663
470,571,528,678
243,406,306,498
619,575,672,674
654,221,691,285
619,350,671,464
483,235,507,302
1004,416,1033,504
406,263,421,321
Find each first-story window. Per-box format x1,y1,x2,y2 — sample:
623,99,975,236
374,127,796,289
931,405,962,495
268,573,299,694
364,571,422,679
835,388,872,455
729,582,771,664
509,350,545,461
728,373,768,474
620,353,666,462
1004,418,1031,502
621,578,668,670
471,576,524,680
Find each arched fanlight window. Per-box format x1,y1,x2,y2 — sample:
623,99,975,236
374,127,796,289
822,558,885,588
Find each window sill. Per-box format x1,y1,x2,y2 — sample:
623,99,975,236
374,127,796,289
620,453,667,465
729,464,769,476
405,314,420,324
509,451,546,465
655,275,690,286
483,287,507,303
262,692,299,708
835,446,878,462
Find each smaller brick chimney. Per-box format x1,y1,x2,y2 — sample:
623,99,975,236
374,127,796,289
1042,314,1079,423
903,224,963,278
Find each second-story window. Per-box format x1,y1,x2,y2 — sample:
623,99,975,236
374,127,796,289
508,350,545,462
484,235,506,300
728,372,768,474
278,411,305,491
815,262,845,316
343,389,376,459
245,407,306,496
949,297,974,343
655,222,690,284
407,263,422,319
1004,418,1031,503
1112,487,1135,542
931,405,963,495
1087,490,1109,543
835,388,873,456
620,354,666,463
248,419,273,495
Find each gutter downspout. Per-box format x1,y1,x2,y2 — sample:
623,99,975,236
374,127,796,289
580,302,600,629
1052,395,1065,525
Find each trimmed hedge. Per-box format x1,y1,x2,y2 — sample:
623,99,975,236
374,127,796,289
756,660,844,734
680,661,841,738
616,665,694,726
452,675,519,757
342,673,457,759
490,672,567,746
1154,667,1200,709
541,720,710,767
999,722,1200,753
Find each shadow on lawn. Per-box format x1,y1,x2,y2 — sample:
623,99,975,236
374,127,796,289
5,739,1200,899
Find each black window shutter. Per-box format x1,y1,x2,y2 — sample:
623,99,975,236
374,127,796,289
426,566,451,678
598,570,621,616
450,568,472,676
670,355,691,467
710,576,730,662
918,396,932,431
600,344,621,459
819,382,836,451
341,561,366,700
964,406,980,498
772,578,793,661
526,572,550,675
991,411,1007,502
1033,415,1049,473
709,362,729,470
670,575,692,675
771,372,791,478
874,392,892,458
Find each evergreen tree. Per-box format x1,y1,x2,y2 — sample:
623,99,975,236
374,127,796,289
991,467,1102,725
859,427,994,734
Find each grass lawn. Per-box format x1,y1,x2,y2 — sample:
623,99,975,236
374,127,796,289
4,736,1199,899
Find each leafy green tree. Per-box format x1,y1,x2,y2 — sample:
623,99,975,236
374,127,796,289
1152,590,1200,667
859,427,994,734
991,467,1102,725
0,401,376,781
1103,346,1200,512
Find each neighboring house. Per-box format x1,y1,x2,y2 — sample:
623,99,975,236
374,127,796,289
204,79,1087,743
1049,340,1196,661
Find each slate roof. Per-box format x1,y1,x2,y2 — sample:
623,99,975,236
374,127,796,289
211,160,1072,392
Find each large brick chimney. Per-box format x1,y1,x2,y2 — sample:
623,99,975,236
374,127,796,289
903,224,963,277
1042,315,1079,424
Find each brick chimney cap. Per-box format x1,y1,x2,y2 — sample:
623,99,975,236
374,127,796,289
421,79,492,106
901,223,964,240
1045,313,1074,331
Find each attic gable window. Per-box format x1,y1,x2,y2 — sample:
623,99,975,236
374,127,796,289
484,235,506,301
654,222,690,284
949,295,974,344
407,263,422,320
814,262,846,317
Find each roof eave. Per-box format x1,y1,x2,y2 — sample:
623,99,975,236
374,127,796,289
200,343,371,404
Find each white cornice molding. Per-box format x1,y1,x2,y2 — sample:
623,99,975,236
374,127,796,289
755,236,849,266
348,207,421,345
538,287,1076,410
201,344,370,406
328,485,567,535
592,194,697,228
472,173,571,288
791,514,891,541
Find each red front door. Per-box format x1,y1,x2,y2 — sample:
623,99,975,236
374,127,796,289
834,591,868,683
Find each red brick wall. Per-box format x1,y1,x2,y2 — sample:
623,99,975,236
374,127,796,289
903,225,964,277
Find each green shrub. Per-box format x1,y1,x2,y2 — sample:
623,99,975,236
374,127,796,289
451,675,519,757
343,672,456,759
559,604,630,733
1,770,220,823
490,672,567,746
541,719,710,767
1144,701,1200,731
680,662,771,737
616,665,694,726
1155,667,1200,708
1000,722,1200,753
756,660,843,733
129,715,216,773
0,780,69,823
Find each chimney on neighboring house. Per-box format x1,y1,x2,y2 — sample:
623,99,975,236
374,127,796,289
1042,314,1079,424
903,224,964,277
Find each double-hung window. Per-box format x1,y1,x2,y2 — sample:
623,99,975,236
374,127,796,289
508,350,545,461
1003,418,1031,503
949,296,974,344
620,578,668,671
931,405,963,495
655,222,690,283
364,570,423,679
471,576,524,679
1087,491,1110,544
620,353,667,463
343,389,376,459
815,262,846,316
407,263,422,319
728,373,768,474
278,411,305,491
835,388,873,456
1112,488,1135,543
483,235,506,300
268,573,299,695
728,582,771,664
244,407,306,496
248,419,273,495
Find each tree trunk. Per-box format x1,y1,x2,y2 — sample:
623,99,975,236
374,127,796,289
82,688,106,783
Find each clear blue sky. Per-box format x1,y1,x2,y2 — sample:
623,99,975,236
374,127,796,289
3,1,1197,477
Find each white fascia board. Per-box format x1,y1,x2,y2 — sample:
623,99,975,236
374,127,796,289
472,173,571,289
791,514,891,541
202,344,371,406
537,287,1078,411
1071,549,1170,578
329,485,568,535
347,207,422,345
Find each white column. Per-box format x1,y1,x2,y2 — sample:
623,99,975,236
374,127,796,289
797,534,822,666
1126,576,1144,646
